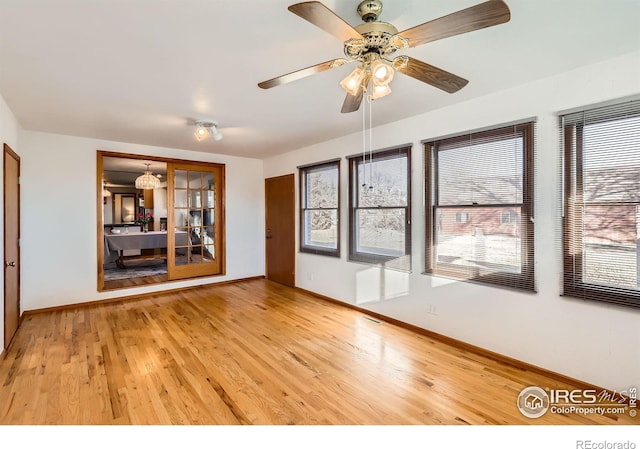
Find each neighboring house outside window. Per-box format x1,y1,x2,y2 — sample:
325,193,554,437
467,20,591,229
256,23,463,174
424,122,535,291
562,99,640,309
500,210,519,225
348,146,411,271
299,159,340,257
455,212,470,224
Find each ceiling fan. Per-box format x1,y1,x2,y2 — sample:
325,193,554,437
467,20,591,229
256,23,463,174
258,0,511,113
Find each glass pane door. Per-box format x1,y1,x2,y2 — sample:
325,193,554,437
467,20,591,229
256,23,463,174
167,162,224,280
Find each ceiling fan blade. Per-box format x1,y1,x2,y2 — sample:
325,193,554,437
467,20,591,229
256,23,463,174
341,92,362,113
395,56,468,93
396,0,510,48
288,2,363,42
340,73,370,113
258,58,347,89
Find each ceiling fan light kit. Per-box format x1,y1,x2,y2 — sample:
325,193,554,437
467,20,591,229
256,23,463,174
370,58,394,85
258,0,511,113
194,121,223,142
340,66,366,96
370,83,391,100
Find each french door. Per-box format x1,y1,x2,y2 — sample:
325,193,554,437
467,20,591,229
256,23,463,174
167,162,225,280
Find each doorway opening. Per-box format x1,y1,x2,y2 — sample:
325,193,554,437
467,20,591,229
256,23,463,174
98,152,226,291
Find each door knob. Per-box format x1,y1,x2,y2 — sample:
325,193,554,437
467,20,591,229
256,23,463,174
5,261,16,267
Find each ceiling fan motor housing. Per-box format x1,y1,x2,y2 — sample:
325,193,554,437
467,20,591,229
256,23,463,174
357,0,383,22
345,21,400,59
345,1,402,60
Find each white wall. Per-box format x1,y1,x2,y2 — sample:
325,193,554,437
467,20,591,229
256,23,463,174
152,188,167,230
0,94,21,352
264,51,640,392
18,131,265,310
103,195,113,224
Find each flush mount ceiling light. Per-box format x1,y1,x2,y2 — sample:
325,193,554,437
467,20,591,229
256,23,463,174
135,163,161,190
194,121,223,142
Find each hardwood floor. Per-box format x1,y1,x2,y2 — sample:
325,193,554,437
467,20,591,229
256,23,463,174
0,279,635,425
103,273,168,290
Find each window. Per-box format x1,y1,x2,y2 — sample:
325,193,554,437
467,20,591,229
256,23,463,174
348,146,411,270
425,123,535,290
500,210,519,224
299,160,340,256
562,99,640,309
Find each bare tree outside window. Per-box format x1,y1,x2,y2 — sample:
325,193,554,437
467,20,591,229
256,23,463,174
348,147,411,270
300,160,340,257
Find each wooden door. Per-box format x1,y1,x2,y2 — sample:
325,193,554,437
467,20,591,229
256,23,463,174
265,174,295,287
4,144,20,349
167,162,225,281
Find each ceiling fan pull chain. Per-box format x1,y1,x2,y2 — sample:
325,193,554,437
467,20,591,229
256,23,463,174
362,89,367,189
368,93,373,189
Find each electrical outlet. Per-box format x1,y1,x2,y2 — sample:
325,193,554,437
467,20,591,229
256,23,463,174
306,272,314,281
427,304,438,316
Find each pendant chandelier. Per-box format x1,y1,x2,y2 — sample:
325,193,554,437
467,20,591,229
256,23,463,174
135,163,161,190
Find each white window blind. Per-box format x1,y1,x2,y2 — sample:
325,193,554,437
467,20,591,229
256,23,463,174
562,99,640,309
425,122,535,291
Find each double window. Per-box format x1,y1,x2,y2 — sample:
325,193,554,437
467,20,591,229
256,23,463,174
348,147,411,270
299,160,340,257
562,99,640,309
425,123,535,290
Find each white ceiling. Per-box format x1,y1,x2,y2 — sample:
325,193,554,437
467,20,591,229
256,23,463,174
1,0,639,159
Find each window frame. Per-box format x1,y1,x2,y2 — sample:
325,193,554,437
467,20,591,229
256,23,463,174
348,146,412,266
500,210,518,225
298,159,341,257
562,105,640,309
424,123,535,290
